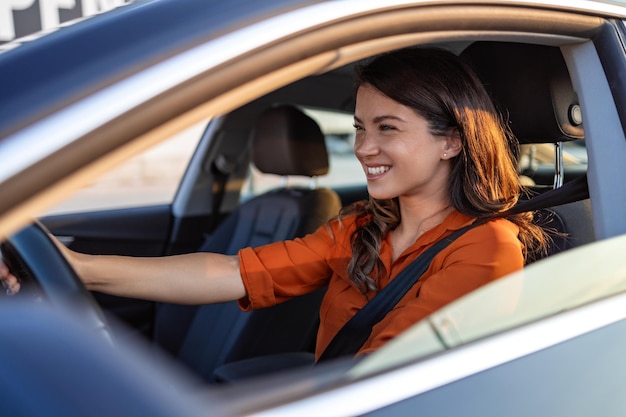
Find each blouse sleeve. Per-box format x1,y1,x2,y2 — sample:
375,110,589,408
237,221,345,311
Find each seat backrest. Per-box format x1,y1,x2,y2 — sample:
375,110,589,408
152,105,341,382
461,41,594,260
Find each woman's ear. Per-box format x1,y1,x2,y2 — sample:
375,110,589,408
442,130,462,159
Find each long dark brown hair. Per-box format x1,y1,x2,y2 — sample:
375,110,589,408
342,47,548,294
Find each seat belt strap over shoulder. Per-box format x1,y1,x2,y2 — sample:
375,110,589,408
317,219,485,362
317,175,589,362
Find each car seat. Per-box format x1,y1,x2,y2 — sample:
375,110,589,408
152,105,342,382
461,41,595,259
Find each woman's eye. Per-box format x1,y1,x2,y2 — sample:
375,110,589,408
379,124,395,131
353,123,363,131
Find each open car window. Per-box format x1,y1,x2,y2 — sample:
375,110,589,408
519,142,588,187
44,119,206,215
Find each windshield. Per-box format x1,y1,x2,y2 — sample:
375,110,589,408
350,232,626,378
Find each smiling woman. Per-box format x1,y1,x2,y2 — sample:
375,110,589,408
344,47,548,294
2,47,541,365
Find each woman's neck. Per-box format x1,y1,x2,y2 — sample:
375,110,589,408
391,196,454,261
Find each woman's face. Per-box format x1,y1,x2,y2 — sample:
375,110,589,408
353,84,459,201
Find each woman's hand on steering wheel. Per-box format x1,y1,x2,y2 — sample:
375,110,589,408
0,259,20,296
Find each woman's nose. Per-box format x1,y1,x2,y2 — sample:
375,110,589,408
354,132,379,158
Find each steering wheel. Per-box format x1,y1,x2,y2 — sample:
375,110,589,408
1,221,113,342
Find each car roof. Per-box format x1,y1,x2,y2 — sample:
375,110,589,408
0,0,319,138
4,0,626,140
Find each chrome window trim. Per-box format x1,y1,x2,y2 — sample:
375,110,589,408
249,290,626,417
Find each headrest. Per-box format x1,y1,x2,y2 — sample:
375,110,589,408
252,105,329,177
461,41,584,144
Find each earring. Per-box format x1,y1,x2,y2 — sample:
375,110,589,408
443,153,447,157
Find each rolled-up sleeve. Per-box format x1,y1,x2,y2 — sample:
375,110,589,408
237,224,341,311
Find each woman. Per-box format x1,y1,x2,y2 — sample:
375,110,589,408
1,47,547,359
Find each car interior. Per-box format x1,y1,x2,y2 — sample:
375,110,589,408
152,104,340,381
32,38,593,385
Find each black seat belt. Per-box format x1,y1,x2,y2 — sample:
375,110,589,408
318,175,589,362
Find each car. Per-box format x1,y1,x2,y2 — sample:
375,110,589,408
2,0,626,415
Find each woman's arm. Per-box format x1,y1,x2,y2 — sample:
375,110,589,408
71,250,246,304
2,238,246,305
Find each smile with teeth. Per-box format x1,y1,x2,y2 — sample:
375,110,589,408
367,165,390,175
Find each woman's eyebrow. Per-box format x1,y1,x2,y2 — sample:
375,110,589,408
374,115,406,123
353,115,406,123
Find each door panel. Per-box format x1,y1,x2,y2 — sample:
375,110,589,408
41,205,173,257
40,205,174,337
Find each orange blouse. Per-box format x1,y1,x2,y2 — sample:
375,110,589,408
238,210,523,360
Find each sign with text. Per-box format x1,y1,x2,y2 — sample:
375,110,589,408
0,0,130,44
